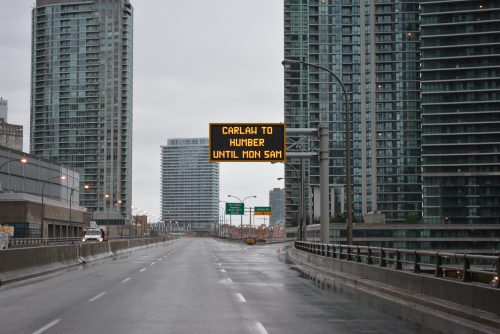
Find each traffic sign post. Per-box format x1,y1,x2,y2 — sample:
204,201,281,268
226,202,244,215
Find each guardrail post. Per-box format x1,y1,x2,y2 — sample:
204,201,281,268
380,248,386,267
367,248,373,265
462,254,471,282
395,250,402,270
356,246,361,263
435,253,443,277
326,244,329,257
413,251,420,273
346,245,351,261
332,245,336,258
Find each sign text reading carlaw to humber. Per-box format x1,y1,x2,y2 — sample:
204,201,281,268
209,123,286,162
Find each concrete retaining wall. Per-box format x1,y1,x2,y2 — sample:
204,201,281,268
0,237,169,285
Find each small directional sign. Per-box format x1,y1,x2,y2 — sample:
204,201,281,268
226,202,244,215
254,206,272,216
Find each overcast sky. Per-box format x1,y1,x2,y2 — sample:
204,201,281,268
0,0,284,223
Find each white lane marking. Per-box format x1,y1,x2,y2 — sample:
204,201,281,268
121,277,131,283
32,319,61,334
88,292,106,302
140,268,146,272
150,262,156,266
220,269,226,273
236,293,246,303
228,278,233,283
217,263,221,266
255,322,269,334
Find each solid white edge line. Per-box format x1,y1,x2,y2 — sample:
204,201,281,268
255,322,269,334
121,277,131,283
88,292,106,302
32,319,61,334
236,293,246,303
140,268,146,272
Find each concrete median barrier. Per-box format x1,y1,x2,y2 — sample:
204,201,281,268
79,242,112,263
0,245,80,285
0,237,173,286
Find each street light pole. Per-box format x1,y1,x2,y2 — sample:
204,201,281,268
282,59,353,245
228,194,257,238
0,157,28,190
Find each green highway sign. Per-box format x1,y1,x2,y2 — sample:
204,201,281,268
226,202,244,215
254,206,272,215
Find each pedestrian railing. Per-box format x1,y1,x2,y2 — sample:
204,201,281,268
295,241,500,288
9,237,82,248
8,236,155,248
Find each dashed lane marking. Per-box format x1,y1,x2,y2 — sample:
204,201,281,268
236,293,246,303
121,277,131,283
255,322,269,334
32,319,61,334
140,268,146,272
88,292,106,302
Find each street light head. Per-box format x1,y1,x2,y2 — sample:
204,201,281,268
20,158,28,164
60,175,67,180
282,59,301,67
83,184,90,189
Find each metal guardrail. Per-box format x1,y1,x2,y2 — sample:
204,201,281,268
295,241,500,288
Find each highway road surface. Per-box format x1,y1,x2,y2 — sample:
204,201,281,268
0,238,438,334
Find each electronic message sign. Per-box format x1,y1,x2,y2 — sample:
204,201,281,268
209,123,286,162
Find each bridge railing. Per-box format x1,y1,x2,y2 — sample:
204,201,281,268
295,241,500,288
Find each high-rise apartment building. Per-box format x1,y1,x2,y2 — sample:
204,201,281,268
284,1,421,225
269,188,285,227
30,0,133,217
161,138,219,234
420,1,500,225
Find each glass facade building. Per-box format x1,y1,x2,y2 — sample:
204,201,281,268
284,0,421,225
269,188,285,227
420,1,500,224
30,0,133,218
161,138,219,233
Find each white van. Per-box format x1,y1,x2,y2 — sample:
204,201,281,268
82,229,105,242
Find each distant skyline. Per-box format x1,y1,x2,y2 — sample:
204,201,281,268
0,1,284,223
